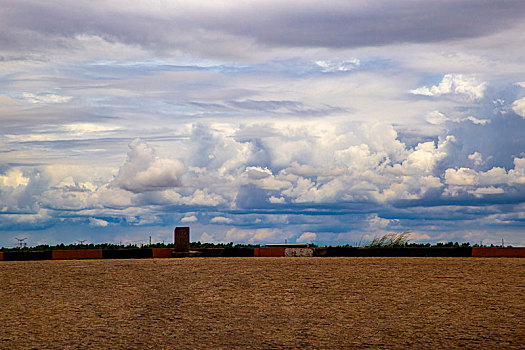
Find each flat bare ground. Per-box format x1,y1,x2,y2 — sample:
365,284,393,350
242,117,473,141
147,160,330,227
0,257,524,349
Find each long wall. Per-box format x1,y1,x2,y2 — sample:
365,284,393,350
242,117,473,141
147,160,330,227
471,247,525,258
52,249,103,260
1,246,524,261
313,247,474,257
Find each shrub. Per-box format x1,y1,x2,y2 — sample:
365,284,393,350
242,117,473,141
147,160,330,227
366,232,411,248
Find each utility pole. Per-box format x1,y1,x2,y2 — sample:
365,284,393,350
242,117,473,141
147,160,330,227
14,237,27,248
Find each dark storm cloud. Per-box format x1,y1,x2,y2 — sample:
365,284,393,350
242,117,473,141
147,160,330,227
228,0,525,48
2,0,524,55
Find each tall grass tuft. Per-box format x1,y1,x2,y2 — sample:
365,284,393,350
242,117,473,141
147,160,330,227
367,232,411,248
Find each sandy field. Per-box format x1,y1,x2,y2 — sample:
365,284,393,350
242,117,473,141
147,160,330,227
0,257,524,349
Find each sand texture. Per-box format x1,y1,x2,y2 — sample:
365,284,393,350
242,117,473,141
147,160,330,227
1,257,524,349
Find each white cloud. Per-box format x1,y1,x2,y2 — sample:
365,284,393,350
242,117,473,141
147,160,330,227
402,140,448,174
245,166,272,180
296,232,316,243
410,74,486,100
509,158,525,184
315,59,360,72
180,215,198,223
468,186,504,198
0,210,52,229
64,123,120,134
445,168,478,186
426,111,448,125
284,162,345,178
210,216,232,224
96,186,134,208
368,214,398,229
181,189,226,206
444,157,525,196
112,139,184,193
465,116,490,125
512,97,525,118
198,232,220,243
0,169,29,188
407,231,431,242
22,92,72,104
468,152,483,167
89,218,109,227
242,168,290,191
225,227,282,243
268,196,285,204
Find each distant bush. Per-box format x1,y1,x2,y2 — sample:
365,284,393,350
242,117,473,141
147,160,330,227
0,236,476,252
0,242,158,252
189,241,260,248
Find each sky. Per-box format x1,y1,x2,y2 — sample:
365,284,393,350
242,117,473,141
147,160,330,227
1,0,525,247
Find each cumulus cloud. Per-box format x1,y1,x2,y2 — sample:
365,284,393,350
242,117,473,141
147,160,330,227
0,169,30,188
296,231,316,243
242,166,290,191
512,97,525,118
444,158,525,196
198,232,219,243
181,190,226,207
210,216,233,224
180,215,198,223
89,218,109,227
445,168,478,186
367,214,398,230
112,139,184,193
469,186,504,198
0,210,52,230
410,74,486,100
225,227,283,244
1,115,525,246
245,166,272,180
426,111,448,125
269,196,285,204
0,168,49,214
468,152,484,167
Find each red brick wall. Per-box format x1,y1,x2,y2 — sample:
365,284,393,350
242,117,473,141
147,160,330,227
52,249,103,260
152,248,174,258
255,247,286,257
472,247,525,258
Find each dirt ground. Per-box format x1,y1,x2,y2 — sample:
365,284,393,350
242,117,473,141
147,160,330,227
0,257,523,349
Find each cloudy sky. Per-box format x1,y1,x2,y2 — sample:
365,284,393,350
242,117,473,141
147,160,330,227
1,0,525,247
